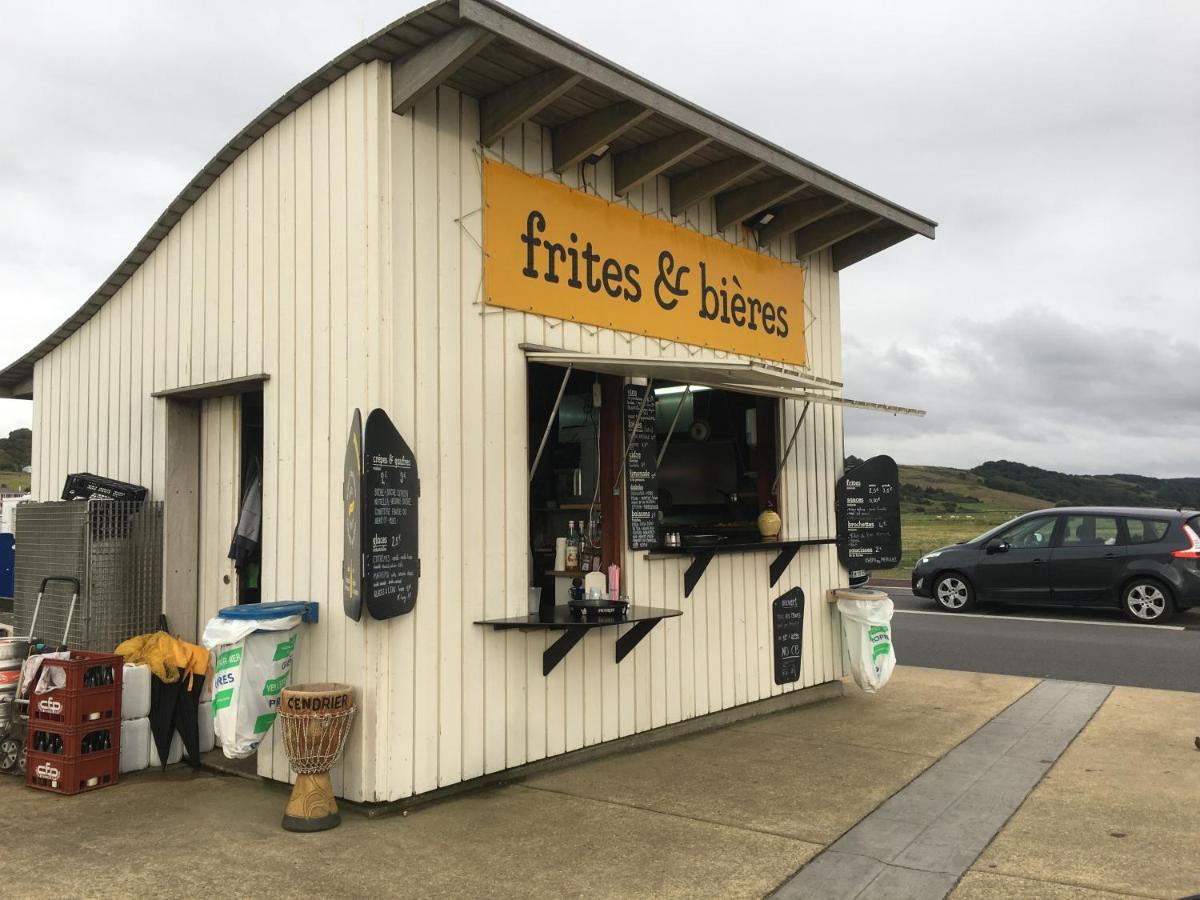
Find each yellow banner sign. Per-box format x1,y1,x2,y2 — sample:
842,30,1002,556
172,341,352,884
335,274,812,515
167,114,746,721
483,160,806,366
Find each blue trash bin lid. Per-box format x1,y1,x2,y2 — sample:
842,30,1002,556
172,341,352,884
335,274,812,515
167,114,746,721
218,601,309,620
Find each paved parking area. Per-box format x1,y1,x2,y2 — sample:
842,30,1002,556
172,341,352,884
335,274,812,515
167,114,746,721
771,680,1111,899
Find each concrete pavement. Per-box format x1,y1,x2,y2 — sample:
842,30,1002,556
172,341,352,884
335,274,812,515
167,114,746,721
959,685,1200,899
1,666,1196,899
772,680,1112,899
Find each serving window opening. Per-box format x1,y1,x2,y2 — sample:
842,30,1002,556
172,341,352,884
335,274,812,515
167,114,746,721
527,364,625,606
527,359,783,600
653,384,780,545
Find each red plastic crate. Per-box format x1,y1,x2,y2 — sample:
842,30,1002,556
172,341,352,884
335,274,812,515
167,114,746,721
29,651,123,726
25,748,119,795
29,685,120,726
27,721,121,759
30,650,123,692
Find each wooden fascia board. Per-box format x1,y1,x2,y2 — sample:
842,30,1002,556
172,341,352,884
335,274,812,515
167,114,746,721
831,225,916,270
552,101,652,171
479,68,583,146
458,0,936,237
714,176,805,231
391,24,496,114
613,131,712,195
792,211,881,259
756,196,847,246
669,157,764,216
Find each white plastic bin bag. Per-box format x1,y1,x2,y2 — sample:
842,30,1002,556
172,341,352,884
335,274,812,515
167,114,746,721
836,590,896,693
201,611,301,759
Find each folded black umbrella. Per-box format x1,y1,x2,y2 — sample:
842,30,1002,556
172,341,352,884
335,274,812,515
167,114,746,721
149,673,206,770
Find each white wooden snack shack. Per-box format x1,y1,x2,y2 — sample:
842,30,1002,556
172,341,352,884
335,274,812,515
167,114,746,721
0,0,934,803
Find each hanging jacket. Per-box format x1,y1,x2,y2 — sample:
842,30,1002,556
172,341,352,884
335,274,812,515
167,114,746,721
227,469,262,570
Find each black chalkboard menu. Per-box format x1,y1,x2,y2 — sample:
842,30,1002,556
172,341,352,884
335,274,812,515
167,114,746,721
342,409,364,621
772,587,805,685
362,409,420,619
836,455,902,571
623,384,659,550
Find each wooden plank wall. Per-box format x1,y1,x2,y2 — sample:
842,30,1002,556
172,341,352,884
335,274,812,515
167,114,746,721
378,84,847,802
29,62,391,801
28,62,847,803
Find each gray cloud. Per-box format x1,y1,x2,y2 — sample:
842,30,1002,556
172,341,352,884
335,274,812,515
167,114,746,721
1,1,1198,479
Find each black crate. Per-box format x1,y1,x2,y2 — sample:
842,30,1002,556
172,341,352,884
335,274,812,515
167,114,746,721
61,473,148,503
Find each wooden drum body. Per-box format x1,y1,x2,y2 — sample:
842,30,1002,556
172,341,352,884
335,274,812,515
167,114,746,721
278,683,355,832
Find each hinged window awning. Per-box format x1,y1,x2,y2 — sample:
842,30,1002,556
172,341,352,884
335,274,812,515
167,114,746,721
522,347,925,418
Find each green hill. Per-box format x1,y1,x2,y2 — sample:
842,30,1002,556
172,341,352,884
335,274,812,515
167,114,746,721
973,460,1200,510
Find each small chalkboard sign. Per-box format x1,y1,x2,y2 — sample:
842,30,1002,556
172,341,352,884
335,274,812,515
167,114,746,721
623,384,659,550
362,409,420,619
772,587,805,685
836,455,902,571
342,409,364,621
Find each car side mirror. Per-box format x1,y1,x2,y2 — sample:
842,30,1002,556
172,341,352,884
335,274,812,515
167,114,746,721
986,539,1009,555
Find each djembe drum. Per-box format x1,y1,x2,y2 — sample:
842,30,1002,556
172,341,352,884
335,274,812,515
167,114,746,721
278,683,356,832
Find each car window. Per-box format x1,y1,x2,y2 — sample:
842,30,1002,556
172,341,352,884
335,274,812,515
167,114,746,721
1063,515,1120,547
1124,518,1170,544
999,516,1057,549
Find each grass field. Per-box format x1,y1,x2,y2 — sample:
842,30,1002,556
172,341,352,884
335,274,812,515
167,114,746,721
875,464,1049,580
0,470,30,494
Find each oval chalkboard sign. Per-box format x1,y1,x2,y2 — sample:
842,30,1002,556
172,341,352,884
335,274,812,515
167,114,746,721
362,409,420,619
342,409,364,621
836,455,902,571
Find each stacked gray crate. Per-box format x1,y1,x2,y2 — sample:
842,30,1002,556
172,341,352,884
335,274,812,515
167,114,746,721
13,501,163,651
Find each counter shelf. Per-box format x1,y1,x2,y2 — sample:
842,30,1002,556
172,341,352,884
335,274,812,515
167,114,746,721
474,605,682,676
647,538,840,597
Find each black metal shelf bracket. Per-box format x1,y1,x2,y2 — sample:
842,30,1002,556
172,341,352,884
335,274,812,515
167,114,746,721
683,548,715,598
769,545,800,587
543,625,589,676
476,606,682,676
615,618,662,664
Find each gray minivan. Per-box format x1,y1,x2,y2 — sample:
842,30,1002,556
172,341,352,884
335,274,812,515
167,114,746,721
911,507,1200,623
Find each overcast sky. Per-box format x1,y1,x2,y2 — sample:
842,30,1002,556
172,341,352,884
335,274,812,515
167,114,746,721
1,1,1197,476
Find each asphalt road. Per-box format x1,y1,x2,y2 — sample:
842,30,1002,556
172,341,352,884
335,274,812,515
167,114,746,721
884,585,1200,693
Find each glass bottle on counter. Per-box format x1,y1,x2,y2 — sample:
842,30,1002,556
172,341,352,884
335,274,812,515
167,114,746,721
565,521,580,571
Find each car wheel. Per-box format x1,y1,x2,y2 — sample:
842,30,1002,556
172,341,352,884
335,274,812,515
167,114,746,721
1121,579,1173,624
0,737,20,773
933,573,975,611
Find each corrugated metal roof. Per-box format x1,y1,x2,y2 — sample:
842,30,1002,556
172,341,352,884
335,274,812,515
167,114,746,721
0,0,936,397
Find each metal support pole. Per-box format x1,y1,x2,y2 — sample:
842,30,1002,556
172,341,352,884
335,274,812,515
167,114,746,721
771,401,810,495
613,378,654,495
529,365,573,484
655,384,691,468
